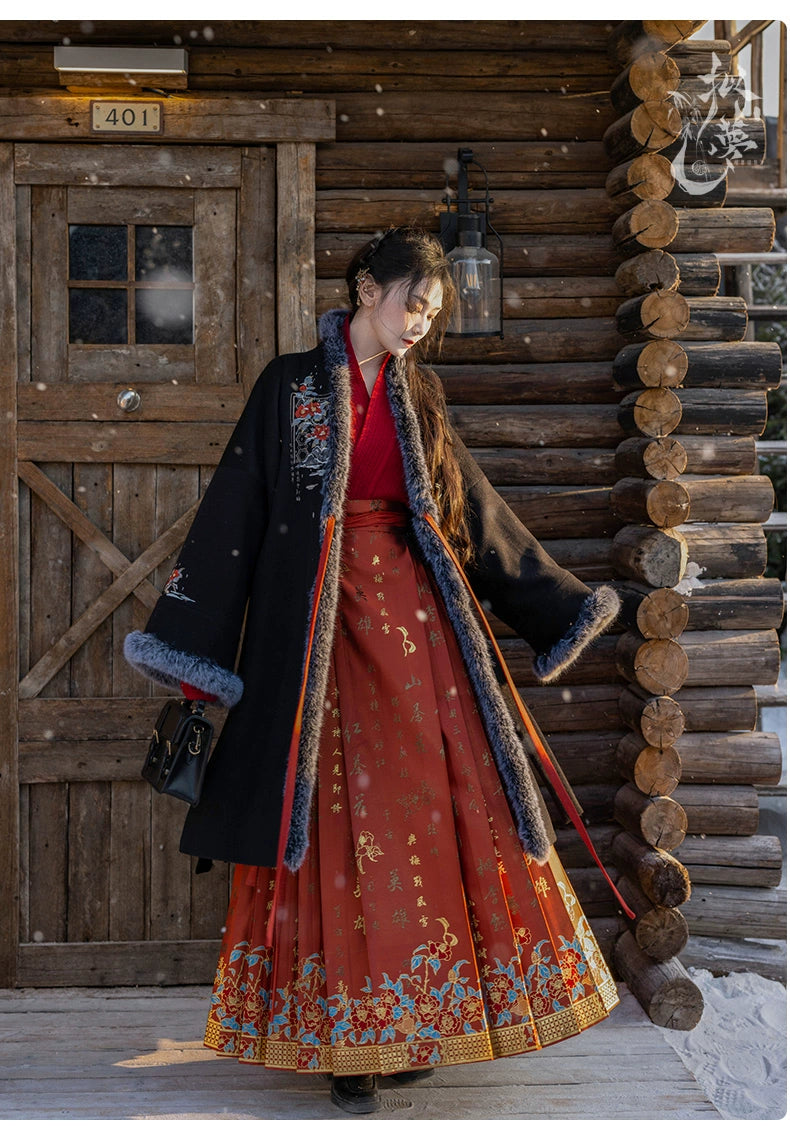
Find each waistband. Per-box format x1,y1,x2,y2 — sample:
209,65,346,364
343,499,411,530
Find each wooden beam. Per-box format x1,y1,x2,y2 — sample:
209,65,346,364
14,142,242,187
17,461,160,609
16,939,221,986
0,21,619,52
0,94,334,144
0,142,19,987
18,503,199,699
729,20,774,55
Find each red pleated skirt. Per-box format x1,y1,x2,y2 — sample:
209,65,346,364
204,500,618,1075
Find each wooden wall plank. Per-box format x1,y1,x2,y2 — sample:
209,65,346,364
67,783,111,942
30,185,67,386
109,782,150,942
0,95,335,144
18,696,228,739
317,141,610,190
17,939,221,987
66,346,195,385
237,146,277,397
18,380,241,419
190,861,231,942
18,785,29,944
15,184,30,383
449,405,623,447
67,187,195,225
277,142,317,353
149,795,192,943
194,188,237,384
315,187,621,233
17,479,30,678
14,143,242,187
331,92,615,142
27,783,68,945
0,21,618,51
438,363,621,404
19,741,143,784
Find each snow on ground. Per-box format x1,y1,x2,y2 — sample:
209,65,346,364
659,968,787,1119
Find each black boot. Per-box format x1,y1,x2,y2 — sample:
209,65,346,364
330,1074,381,1114
389,1068,434,1085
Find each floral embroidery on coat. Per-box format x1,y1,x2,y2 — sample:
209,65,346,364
290,374,331,496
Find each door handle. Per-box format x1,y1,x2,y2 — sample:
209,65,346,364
117,388,141,411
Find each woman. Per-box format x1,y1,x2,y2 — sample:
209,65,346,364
125,225,624,1115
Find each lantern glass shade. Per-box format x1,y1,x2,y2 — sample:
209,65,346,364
446,221,500,336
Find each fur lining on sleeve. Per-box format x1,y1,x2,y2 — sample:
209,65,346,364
123,630,244,708
533,584,621,684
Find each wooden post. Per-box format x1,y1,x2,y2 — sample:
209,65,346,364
0,142,19,986
276,142,317,354
238,146,277,397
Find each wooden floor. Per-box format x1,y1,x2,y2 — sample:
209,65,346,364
0,983,720,1120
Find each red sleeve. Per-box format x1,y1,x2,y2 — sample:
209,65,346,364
181,681,217,703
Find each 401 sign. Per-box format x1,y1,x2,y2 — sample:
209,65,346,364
90,101,162,134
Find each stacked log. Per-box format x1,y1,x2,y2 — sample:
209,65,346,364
602,22,783,1025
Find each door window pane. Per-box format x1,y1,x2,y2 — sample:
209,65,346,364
135,290,194,344
135,226,193,283
65,223,195,345
69,288,127,344
69,225,127,281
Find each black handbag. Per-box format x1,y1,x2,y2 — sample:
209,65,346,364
142,698,214,806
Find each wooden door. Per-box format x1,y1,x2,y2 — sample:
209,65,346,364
7,142,276,986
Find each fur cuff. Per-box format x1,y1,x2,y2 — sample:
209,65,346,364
123,631,244,708
533,585,621,684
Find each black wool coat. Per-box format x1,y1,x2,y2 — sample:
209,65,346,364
124,308,620,872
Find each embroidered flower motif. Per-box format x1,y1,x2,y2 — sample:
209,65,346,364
162,564,196,604
409,1041,440,1067
290,374,331,488
559,946,585,988
528,990,552,1017
545,971,569,1002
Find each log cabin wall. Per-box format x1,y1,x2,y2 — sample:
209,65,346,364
599,21,785,1012
0,20,783,1008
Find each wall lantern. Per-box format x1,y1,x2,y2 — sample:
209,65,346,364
439,148,504,338
53,46,189,90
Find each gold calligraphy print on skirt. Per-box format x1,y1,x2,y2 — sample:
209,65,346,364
204,501,619,1076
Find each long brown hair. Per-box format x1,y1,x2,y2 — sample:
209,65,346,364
346,225,474,567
